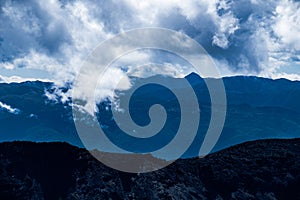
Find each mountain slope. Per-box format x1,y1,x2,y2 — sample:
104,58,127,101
0,75,300,158
0,139,300,199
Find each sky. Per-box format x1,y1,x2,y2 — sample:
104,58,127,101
0,0,300,86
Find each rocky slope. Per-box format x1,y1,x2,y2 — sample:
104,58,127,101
0,139,300,199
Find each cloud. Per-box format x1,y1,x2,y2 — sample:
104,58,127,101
273,0,300,50
0,101,21,114
0,75,51,83
0,0,112,84
0,0,70,60
0,0,300,104
126,63,193,78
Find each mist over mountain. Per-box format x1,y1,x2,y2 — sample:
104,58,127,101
0,74,300,158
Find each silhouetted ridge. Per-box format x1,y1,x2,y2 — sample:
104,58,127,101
1,139,300,199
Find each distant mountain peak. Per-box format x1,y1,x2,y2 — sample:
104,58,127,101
185,72,201,79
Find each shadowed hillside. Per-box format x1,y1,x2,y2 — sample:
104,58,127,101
1,139,300,199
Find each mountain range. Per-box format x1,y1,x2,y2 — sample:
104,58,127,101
0,73,300,158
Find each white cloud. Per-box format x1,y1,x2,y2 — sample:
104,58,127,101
212,11,239,49
126,63,192,78
0,0,300,103
0,75,51,83
273,0,300,50
0,101,21,114
0,0,113,84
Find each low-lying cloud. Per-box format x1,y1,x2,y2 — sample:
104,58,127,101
0,101,21,114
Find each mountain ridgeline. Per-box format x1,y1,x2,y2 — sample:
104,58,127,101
1,139,300,199
0,74,300,157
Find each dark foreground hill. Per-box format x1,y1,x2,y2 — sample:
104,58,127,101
1,139,300,200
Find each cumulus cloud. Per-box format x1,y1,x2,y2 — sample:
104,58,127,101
0,0,300,103
274,0,300,50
